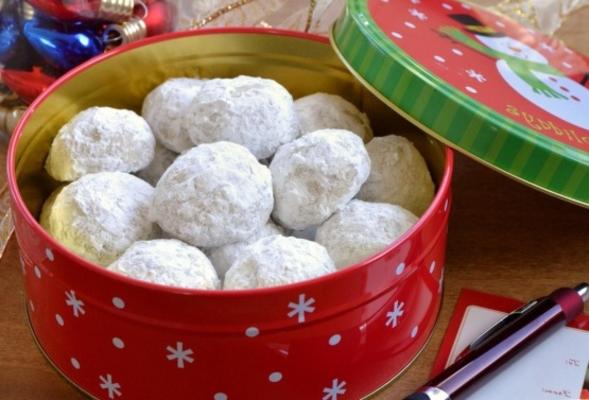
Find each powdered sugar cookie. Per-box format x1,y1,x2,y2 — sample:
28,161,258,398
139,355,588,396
316,200,418,269
295,92,372,141
152,141,273,248
271,129,370,230
40,172,155,266
108,239,220,290
224,235,335,290
185,75,299,159
45,107,155,181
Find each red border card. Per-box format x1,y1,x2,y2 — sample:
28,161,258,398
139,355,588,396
432,289,589,377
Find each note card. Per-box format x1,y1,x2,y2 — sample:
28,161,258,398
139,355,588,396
433,290,589,400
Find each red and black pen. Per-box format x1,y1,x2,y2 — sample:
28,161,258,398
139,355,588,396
404,283,589,400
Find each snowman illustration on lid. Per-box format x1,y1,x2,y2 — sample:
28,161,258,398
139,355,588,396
440,14,589,130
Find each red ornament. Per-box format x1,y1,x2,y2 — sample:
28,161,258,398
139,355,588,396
143,1,173,36
24,0,80,20
25,0,134,21
1,67,55,104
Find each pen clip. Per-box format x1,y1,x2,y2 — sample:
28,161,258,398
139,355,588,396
466,300,539,353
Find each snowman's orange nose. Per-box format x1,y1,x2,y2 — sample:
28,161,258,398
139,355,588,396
509,46,522,53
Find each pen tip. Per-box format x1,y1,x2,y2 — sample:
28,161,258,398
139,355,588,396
574,283,589,302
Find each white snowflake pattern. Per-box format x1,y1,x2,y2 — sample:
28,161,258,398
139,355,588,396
466,69,486,83
166,342,194,368
385,300,405,328
323,379,347,400
65,290,85,317
540,43,555,53
408,8,427,21
99,374,122,399
287,293,316,323
409,0,421,4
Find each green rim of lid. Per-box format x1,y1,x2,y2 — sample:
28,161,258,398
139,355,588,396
331,0,589,207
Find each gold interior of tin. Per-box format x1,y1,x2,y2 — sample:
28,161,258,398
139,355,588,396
14,32,447,218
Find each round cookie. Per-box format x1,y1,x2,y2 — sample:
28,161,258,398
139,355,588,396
142,77,203,153
270,129,371,230
136,142,177,186
295,92,373,141
359,134,435,215
184,75,299,159
40,172,155,266
207,221,284,279
108,239,220,290
316,199,418,269
39,186,63,230
152,141,274,248
224,235,335,290
45,107,155,182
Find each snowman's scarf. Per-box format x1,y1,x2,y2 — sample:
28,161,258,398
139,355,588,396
441,26,575,99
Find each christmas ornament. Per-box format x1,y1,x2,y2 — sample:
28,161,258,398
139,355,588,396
104,17,147,45
143,1,173,35
1,67,56,104
103,1,174,46
24,0,135,21
23,0,79,20
21,1,36,21
3,0,175,103
0,6,21,63
23,18,104,71
0,105,25,140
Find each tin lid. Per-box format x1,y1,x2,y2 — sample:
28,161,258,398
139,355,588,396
331,0,589,207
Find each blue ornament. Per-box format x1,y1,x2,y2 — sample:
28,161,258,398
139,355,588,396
0,9,21,63
23,18,104,71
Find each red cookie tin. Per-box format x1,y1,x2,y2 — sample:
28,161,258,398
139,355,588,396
8,29,453,399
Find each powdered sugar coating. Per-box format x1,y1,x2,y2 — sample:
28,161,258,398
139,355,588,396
39,186,63,230
359,135,435,215
45,107,155,182
142,78,203,153
316,199,418,269
108,239,220,290
271,129,371,230
295,93,373,141
152,141,274,248
207,221,284,279
136,142,177,185
224,235,335,290
185,75,299,159
40,172,155,266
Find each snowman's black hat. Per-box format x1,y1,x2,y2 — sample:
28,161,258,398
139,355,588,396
450,14,506,37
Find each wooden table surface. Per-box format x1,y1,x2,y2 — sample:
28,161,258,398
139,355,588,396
1,151,588,399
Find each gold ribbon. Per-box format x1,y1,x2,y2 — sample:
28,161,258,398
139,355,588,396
190,0,319,32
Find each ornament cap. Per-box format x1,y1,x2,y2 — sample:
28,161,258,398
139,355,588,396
0,106,26,140
98,0,135,21
104,17,147,46
21,2,35,21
